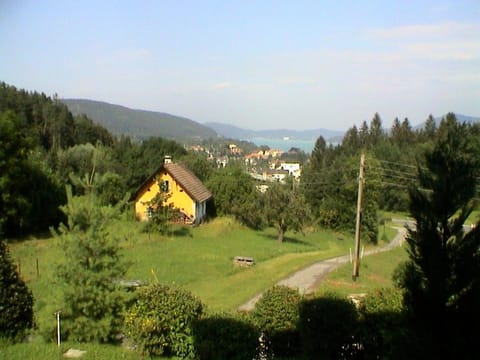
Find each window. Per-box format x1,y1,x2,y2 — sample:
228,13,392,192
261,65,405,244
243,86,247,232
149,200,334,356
146,206,153,218
160,180,169,192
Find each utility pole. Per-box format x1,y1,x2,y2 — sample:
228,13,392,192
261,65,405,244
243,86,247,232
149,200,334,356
352,153,365,281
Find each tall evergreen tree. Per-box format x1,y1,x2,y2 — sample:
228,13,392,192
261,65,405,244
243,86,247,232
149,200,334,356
55,185,128,342
395,114,480,359
0,240,34,339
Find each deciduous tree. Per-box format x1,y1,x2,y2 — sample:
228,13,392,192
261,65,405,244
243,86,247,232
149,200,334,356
263,182,309,242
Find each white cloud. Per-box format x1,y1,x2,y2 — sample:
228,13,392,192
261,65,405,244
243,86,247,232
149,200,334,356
212,81,231,89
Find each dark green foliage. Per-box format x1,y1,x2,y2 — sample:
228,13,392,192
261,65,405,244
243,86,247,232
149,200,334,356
95,171,126,206
178,153,215,182
73,114,114,146
124,283,203,359
395,114,480,359
0,110,33,235
56,187,128,342
263,182,310,242
0,111,64,236
0,240,34,339
206,165,264,228
311,153,379,243
250,285,302,358
357,288,412,359
141,191,176,235
192,313,258,360
298,293,358,360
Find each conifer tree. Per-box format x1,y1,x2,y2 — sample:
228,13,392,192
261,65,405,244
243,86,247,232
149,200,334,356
55,185,128,342
395,114,480,359
0,240,34,339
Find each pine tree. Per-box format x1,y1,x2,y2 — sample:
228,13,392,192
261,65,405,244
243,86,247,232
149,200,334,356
55,186,128,342
0,240,34,339
395,114,480,359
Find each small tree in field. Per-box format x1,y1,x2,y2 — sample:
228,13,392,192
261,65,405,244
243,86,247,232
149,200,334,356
263,182,310,242
55,186,128,342
395,114,480,359
0,240,34,339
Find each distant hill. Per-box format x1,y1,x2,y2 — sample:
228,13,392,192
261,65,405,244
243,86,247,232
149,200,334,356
62,99,218,140
414,113,480,130
205,122,344,141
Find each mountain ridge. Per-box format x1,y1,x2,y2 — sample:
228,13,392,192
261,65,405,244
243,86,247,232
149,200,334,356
62,98,218,140
62,99,479,144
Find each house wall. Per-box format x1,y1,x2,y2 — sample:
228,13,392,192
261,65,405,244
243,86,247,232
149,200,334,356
135,170,197,221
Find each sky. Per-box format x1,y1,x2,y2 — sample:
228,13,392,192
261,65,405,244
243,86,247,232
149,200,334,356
1,0,479,131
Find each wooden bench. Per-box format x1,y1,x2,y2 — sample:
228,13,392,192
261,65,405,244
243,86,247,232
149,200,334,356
233,256,255,267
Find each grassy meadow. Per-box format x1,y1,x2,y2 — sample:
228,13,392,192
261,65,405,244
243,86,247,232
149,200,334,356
4,216,407,358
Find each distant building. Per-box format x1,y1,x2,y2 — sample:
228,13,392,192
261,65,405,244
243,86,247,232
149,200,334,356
133,158,212,224
279,162,301,179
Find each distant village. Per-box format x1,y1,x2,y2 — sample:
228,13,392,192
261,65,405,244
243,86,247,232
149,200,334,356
186,142,303,189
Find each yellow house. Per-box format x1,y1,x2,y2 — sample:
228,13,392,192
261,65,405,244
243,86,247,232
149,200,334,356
133,159,212,224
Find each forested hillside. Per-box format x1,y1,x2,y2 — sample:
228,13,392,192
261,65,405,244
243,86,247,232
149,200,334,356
2,81,479,245
0,82,191,237
62,98,218,140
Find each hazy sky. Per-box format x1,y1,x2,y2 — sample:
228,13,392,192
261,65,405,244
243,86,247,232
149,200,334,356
1,1,479,130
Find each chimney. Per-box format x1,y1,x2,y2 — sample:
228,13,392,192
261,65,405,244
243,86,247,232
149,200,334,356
164,155,172,164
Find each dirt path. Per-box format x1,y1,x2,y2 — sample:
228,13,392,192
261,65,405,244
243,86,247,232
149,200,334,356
238,227,406,311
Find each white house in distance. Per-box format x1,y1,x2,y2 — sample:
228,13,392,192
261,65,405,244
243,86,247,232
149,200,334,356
279,162,301,180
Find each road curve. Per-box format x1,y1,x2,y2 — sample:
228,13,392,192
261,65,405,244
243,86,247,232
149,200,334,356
238,227,407,312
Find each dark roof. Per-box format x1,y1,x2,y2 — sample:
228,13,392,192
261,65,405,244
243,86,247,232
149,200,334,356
164,163,212,202
133,162,212,203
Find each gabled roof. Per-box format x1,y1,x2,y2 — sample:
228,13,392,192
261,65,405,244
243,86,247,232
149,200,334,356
164,163,212,202
133,162,212,203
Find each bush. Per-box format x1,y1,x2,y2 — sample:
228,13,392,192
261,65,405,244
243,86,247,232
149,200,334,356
0,240,34,340
192,312,258,360
357,288,413,359
124,283,203,359
250,285,302,358
298,292,358,360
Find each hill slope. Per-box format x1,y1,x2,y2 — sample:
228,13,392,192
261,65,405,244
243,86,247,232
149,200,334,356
62,99,218,140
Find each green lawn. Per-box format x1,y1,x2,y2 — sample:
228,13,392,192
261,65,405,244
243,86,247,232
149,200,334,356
6,216,406,358
315,242,409,298
8,217,354,333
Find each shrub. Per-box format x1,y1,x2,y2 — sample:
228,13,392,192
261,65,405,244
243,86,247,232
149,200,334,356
298,292,358,360
357,288,413,359
192,312,258,360
250,285,302,358
124,283,203,359
0,240,34,340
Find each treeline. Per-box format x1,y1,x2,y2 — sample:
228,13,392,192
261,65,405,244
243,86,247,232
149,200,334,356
300,112,480,241
0,82,195,237
207,112,480,244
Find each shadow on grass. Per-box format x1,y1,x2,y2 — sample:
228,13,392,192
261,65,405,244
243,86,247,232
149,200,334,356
171,226,193,237
260,233,311,246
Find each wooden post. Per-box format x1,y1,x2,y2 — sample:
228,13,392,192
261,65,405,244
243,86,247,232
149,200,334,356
352,153,365,281
36,257,39,279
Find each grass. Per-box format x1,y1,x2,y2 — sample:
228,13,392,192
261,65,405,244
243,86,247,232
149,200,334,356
0,341,140,360
315,243,409,298
5,216,407,359
8,217,354,334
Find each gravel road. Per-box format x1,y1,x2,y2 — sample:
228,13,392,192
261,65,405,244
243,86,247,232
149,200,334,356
238,226,407,311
